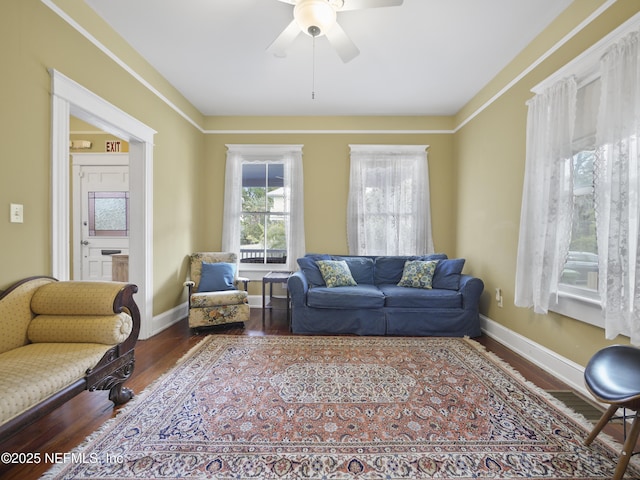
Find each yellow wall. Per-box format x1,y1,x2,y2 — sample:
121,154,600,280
3,0,640,366
203,126,456,255
454,0,640,366
0,1,205,315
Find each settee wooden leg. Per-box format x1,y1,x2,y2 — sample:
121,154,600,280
109,383,134,405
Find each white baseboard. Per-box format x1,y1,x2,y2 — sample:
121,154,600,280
147,301,189,339
248,294,261,308
480,314,590,400
148,298,261,339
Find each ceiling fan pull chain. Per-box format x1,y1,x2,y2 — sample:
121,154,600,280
311,34,316,100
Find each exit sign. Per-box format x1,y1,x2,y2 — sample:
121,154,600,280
106,140,122,152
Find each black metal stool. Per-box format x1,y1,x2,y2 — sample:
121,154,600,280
584,345,640,480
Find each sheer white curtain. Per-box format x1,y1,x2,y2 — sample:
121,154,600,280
595,30,640,343
347,145,433,256
222,149,243,257
222,145,305,272
515,78,577,314
282,149,306,270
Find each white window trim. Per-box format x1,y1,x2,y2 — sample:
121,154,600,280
224,144,304,274
533,12,640,331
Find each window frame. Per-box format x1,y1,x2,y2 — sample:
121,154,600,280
532,12,640,333
347,144,433,256
223,144,304,276
240,162,288,267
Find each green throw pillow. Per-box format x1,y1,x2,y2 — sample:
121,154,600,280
316,260,357,288
398,260,439,289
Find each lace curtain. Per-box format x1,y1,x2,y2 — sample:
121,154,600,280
222,146,305,272
347,145,433,256
595,30,640,343
514,78,577,314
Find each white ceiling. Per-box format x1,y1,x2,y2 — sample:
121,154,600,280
85,0,573,116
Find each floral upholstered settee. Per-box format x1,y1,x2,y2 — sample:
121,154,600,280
0,276,140,439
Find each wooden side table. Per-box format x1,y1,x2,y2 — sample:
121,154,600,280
262,271,291,327
112,254,129,282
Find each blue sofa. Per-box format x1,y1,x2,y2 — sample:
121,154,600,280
288,254,484,337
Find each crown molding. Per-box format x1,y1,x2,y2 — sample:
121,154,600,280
43,0,616,135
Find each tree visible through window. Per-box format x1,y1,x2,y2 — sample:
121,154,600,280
240,163,287,264
561,150,599,292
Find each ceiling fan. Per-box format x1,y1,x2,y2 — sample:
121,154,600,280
267,0,404,63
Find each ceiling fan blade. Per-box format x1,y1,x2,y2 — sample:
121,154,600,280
340,0,403,11
325,23,360,63
267,20,301,58
275,0,296,4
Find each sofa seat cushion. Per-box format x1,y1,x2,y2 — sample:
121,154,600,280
307,285,385,309
378,284,463,309
0,343,112,424
190,290,248,308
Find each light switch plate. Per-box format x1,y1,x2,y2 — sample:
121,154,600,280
10,203,23,223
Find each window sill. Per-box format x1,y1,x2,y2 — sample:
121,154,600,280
549,288,603,329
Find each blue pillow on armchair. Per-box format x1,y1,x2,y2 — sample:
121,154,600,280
198,262,236,292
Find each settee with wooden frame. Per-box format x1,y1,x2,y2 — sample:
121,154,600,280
0,276,140,439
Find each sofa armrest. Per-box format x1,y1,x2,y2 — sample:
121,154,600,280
459,275,484,310
31,281,140,354
27,313,132,345
287,271,309,307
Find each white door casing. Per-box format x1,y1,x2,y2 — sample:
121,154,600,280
51,69,155,339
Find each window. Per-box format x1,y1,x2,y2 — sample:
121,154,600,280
559,78,600,304
88,191,129,237
347,145,434,256
240,163,287,265
519,13,640,342
222,145,305,273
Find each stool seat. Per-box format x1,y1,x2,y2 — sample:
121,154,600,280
584,344,640,480
585,345,640,403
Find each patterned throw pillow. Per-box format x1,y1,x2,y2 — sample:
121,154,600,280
398,260,439,289
316,260,357,288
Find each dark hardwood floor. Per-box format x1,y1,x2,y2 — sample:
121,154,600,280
0,303,621,479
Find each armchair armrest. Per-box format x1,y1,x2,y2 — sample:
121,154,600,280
236,276,249,291
184,281,195,309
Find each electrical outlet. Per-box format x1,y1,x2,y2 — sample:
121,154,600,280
495,287,503,308
10,203,23,223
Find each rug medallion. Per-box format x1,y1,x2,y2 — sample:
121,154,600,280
43,335,640,479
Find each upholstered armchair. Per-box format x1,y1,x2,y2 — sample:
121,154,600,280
184,252,250,329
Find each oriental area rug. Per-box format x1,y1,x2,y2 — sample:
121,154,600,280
44,335,640,479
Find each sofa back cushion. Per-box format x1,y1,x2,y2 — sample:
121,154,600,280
374,254,447,285
297,254,332,287
432,258,466,290
0,277,57,355
331,256,375,285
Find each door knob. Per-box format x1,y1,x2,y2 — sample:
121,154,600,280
81,240,89,245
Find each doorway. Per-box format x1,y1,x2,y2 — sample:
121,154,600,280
50,69,155,339
72,154,130,281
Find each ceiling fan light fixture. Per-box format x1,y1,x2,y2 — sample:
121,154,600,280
294,0,337,37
